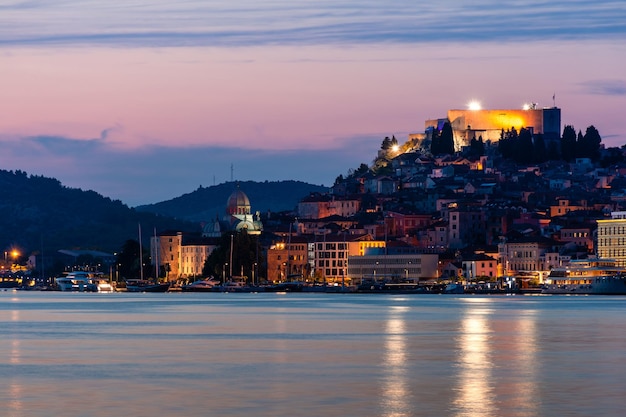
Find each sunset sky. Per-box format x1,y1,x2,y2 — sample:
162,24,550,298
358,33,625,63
1,1,625,206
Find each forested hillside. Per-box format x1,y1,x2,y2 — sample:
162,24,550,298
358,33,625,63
136,180,328,222
0,170,198,256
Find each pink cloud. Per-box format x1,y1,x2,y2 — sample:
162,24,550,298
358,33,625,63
3,42,626,154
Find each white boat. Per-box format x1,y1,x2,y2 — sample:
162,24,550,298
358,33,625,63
181,278,220,292
443,283,465,294
218,280,260,293
55,271,114,292
542,258,626,295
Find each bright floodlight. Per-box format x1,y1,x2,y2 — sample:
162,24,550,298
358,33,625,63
392,144,400,152
468,100,481,111
523,103,531,110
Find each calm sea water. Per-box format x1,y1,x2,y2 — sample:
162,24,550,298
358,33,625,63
1,291,625,417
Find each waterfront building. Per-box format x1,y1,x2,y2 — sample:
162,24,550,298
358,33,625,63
596,211,626,266
461,253,498,282
347,248,438,284
266,235,310,283
151,231,219,280
498,236,562,281
312,233,386,284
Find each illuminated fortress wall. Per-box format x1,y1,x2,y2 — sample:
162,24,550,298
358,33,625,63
425,107,561,150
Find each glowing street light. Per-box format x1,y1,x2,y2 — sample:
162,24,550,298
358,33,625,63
5,250,19,263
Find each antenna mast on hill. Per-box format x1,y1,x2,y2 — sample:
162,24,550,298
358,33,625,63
230,163,234,182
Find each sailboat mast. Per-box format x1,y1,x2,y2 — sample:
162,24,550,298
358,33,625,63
154,227,159,281
229,233,234,278
138,223,144,281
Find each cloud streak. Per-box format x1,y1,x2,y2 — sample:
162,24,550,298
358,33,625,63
580,79,626,96
1,1,625,48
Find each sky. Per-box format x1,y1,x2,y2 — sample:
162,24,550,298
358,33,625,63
1,1,625,207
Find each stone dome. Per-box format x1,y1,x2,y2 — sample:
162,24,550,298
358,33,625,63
226,188,251,216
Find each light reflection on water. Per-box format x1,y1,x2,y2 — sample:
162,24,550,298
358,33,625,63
382,306,410,417
1,292,626,417
454,306,495,417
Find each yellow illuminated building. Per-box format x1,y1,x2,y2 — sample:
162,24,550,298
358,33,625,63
597,212,626,267
313,234,386,283
425,104,561,150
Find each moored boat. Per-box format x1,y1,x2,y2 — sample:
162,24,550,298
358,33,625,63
356,280,432,294
442,283,465,294
218,281,262,292
542,258,626,295
181,278,220,292
55,271,114,292
265,281,305,292
125,279,171,293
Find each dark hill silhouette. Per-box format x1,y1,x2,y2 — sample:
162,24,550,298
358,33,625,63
0,169,198,257
135,180,328,222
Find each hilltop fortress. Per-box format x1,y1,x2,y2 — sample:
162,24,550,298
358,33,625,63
413,103,561,151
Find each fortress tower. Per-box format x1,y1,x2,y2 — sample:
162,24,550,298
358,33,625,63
424,104,561,150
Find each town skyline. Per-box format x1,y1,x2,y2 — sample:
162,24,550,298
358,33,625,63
1,1,625,206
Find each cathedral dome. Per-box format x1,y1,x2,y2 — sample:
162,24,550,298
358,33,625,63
226,188,251,216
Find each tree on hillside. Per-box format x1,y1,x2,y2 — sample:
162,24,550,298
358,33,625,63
431,122,454,155
347,163,370,179
440,122,454,154
560,125,577,162
391,135,398,149
533,133,547,163
578,125,602,161
372,136,398,175
575,130,584,158
469,135,485,157
430,129,441,155
516,128,534,164
498,128,519,160
381,136,392,150
355,163,369,175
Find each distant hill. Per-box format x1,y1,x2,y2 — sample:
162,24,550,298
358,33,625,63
0,169,198,257
135,180,329,222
